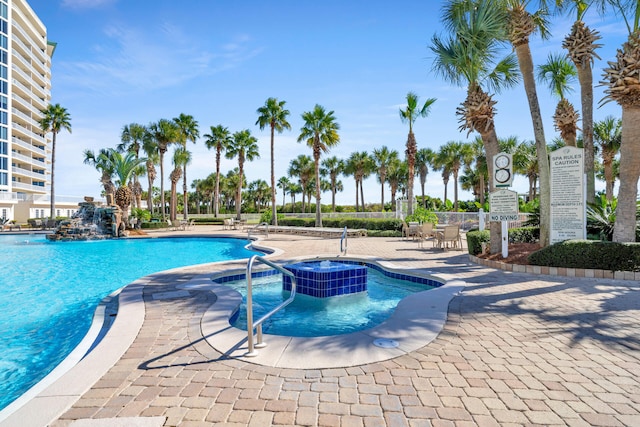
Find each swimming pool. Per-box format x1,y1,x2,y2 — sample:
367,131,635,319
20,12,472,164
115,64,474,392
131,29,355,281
217,260,443,337
0,234,261,412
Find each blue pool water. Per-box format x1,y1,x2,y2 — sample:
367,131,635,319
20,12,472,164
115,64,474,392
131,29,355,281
220,262,439,337
0,234,260,412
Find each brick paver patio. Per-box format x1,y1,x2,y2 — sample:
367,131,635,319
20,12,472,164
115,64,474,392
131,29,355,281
15,227,640,426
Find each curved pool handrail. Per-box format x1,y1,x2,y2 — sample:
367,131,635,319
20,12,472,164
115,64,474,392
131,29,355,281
245,255,296,356
340,226,348,256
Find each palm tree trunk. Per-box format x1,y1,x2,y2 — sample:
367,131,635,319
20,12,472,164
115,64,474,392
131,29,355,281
271,126,278,226
577,64,595,204
236,163,243,221
159,151,166,221
613,106,640,242
314,155,322,227
183,167,188,220
603,151,614,202
147,175,154,214
354,179,359,212
406,132,417,216
453,170,459,210
215,150,221,218
49,132,57,218
515,43,550,247
360,180,365,211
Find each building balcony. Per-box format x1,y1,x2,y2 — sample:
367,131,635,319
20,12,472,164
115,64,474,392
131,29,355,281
11,137,47,156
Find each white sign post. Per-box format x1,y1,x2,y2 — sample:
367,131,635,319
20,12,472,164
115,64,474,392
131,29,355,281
489,188,519,258
550,146,586,244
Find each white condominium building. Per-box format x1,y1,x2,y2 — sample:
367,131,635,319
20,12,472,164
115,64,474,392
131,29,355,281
0,0,79,224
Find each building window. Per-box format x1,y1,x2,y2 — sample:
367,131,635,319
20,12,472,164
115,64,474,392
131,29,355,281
1,208,6,219
0,156,6,170
0,172,6,185
0,3,7,20
0,142,5,154
40,209,44,218
0,94,5,109
0,110,6,124
0,126,6,139
56,209,60,217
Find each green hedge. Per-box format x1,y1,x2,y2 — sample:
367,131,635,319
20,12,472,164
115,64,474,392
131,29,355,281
528,240,640,272
141,221,169,229
467,227,539,255
467,230,490,255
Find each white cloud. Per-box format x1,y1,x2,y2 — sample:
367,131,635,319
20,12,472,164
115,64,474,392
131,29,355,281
56,24,261,95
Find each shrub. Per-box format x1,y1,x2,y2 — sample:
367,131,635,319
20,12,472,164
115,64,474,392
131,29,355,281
467,230,490,255
508,227,539,243
141,221,169,229
278,217,402,231
528,240,640,272
405,206,438,225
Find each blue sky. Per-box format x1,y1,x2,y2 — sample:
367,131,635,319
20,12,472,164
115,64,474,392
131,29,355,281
27,0,627,206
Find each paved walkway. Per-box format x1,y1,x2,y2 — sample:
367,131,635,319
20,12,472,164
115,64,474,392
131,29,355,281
13,227,640,426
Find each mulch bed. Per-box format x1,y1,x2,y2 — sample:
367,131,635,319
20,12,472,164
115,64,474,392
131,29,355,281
475,242,540,265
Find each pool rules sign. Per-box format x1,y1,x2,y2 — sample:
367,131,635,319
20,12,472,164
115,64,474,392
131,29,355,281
550,146,586,244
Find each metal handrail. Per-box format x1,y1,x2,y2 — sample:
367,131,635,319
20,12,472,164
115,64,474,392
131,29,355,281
340,226,348,255
247,222,269,239
245,255,296,356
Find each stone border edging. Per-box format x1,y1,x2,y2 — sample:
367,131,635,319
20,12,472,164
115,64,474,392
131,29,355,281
469,254,640,281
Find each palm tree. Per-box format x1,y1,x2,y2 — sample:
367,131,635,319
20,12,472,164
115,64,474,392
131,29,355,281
599,2,640,242
226,130,260,220
387,159,408,212
141,136,159,214
321,156,345,212
433,148,453,209
118,123,147,209
170,147,190,221
103,148,147,221
173,114,199,220
430,0,519,252
593,116,622,203
399,92,436,216
83,148,116,200
513,139,539,201
440,141,474,210
468,137,488,205
372,146,399,212
39,103,71,219
345,151,373,212
256,97,291,226
298,105,340,226
501,0,552,247
415,147,435,208
277,176,291,210
147,119,179,220
558,0,602,204
288,155,314,213
203,125,232,218
537,52,579,146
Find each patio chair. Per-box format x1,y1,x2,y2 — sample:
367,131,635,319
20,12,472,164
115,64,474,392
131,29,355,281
418,222,435,248
436,225,462,250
